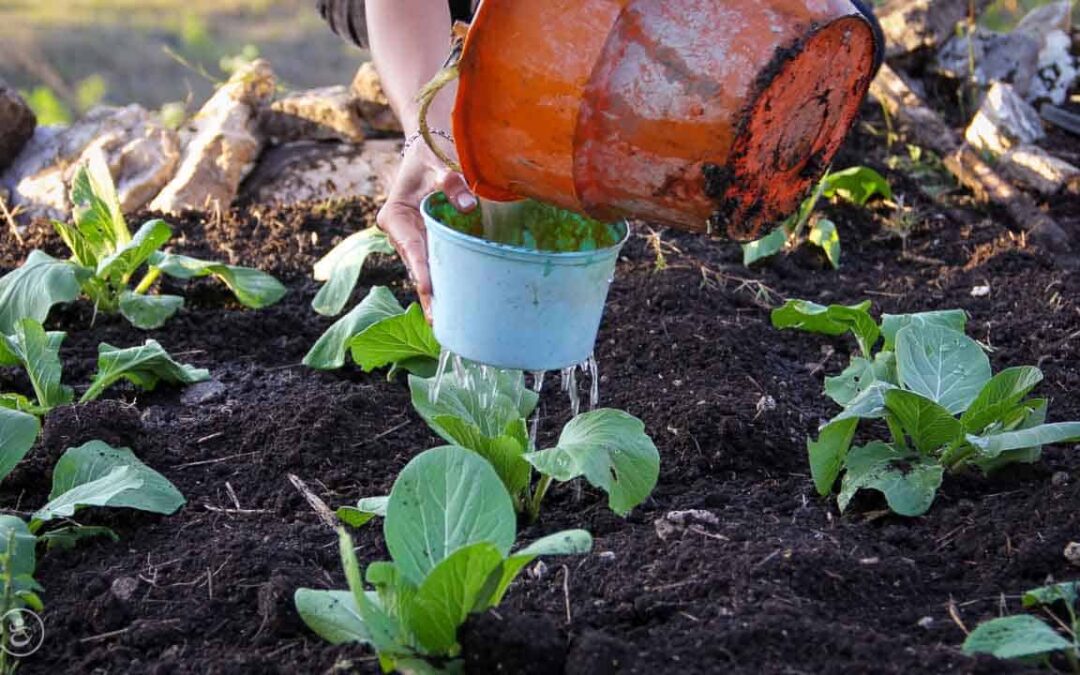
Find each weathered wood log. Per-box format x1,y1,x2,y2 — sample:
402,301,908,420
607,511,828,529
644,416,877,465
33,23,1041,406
869,64,1071,253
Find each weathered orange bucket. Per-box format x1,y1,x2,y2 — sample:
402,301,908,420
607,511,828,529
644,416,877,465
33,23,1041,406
449,0,877,240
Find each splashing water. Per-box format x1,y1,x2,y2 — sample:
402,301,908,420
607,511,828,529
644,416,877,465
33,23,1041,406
430,350,453,404
481,197,530,243
587,354,600,410
561,365,580,417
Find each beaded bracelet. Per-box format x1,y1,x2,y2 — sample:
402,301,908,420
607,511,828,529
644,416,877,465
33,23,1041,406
401,129,455,157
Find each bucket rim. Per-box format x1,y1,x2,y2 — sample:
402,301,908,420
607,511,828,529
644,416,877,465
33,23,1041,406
421,193,629,266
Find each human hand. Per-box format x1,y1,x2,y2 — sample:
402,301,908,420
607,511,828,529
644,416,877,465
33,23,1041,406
377,136,476,321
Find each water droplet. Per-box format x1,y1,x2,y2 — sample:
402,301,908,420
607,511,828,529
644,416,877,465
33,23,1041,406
430,349,453,404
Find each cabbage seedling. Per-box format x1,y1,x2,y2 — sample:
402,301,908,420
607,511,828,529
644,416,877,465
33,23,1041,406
774,300,1080,516
296,445,591,673
0,153,286,332
311,227,394,317
963,581,1080,668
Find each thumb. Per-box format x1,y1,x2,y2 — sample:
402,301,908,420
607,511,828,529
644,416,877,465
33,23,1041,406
438,170,478,213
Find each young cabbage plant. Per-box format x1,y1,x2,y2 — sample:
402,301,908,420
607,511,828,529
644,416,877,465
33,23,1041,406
963,581,1080,669
743,166,893,269
0,440,185,670
774,300,1080,516
0,153,286,332
304,286,439,378
296,445,592,674
311,227,395,317
404,360,659,521
0,318,209,484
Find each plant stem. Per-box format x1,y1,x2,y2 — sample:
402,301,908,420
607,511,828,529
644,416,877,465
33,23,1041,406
527,475,553,522
134,267,162,295
941,442,975,471
885,414,909,453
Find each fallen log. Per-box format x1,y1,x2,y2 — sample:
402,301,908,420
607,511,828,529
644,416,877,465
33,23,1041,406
869,64,1071,253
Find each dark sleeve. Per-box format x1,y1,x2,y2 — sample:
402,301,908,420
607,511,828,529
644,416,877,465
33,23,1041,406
317,0,477,49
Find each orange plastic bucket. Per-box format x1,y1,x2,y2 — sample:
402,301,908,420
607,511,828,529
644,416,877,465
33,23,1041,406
451,0,877,240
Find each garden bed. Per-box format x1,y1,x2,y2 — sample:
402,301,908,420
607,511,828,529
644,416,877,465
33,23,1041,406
1,104,1078,674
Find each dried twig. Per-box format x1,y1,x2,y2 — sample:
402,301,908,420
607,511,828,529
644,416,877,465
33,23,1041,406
288,474,337,528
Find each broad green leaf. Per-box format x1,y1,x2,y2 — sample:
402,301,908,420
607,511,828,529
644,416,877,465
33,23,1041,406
118,291,185,330
0,408,38,484
516,530,593,558
524,409,659,516
0,516,39,609
771,299,879,356
150,252,286,309
70,153,130,254
808,218,841,269
1023,582,1079,608
895,324,991,414
834,382,896,422
962,615,1071,659
312,228,395,317
838,442,943,516
96,219,172,282
81,339,210,403
881,310,967,350
1,318,72,409
741,227,787,266
968,423,1080,458
407,542,505,654
38,525,119,551
349,304,439,373
972,399,1048,473
807,417,858,496
385,446,516,586
825,352,897,407
0,250,87,334
822,166,893,206
337,496,389,528
304,286,405,370
884,389,963,455
409,364,538,440
961,367,1044,434
295,589,372,645
434,416,531,500
35,441,185,522
338,530,412,658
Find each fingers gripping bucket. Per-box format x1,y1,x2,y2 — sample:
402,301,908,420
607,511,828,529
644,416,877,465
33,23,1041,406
450,0,879,240
421,195,628,371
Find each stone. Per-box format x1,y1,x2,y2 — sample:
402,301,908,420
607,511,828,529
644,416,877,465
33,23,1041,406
654,509,721,541
999,144,1080,196
110,577,140,602
351,61,402,134
149,59,275,214
1028,30,1078,105
0,82,35,172
878,0,974,58
240,139,401,205
935,28,1040,96
180,379,227,406
1014,1,1073,37
965,82,1045,156
1,106,179,222
1066,542,1080,568
258,85,366,144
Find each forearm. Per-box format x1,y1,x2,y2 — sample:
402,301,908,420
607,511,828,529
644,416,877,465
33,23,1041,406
365,0,457,136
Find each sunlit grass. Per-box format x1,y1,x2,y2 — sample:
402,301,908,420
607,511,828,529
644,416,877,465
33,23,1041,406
0,0,289,30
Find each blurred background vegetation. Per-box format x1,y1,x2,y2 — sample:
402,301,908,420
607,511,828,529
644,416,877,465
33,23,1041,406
0,0,360,126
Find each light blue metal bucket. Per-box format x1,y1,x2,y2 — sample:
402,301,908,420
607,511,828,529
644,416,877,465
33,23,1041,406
421,194,629,371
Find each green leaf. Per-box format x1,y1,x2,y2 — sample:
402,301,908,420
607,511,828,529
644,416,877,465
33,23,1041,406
434,416,531,501
822,166,893,206
338,529,412,658
883,389,963,455
312,228,395,317
825,352,897,407
880,310,967,351
118,291,185,329
0,515,40,609
741,227,787,266
407,542,505,654
967,423,1080,458
972,399,1048,473
895,324,991,414
485,530,594,609
961,367,1044,434
834,382,896,422
150,252,287,309
81,339,210,403
348,304,440,373
771,299,879,356
808,219,841,269
34,441,185,522
337,496,389,528
524,409,659,516
1023,582,1079,608
0,250,88,334
962,615,1071,659
409,363,538,441
807,417,858,496
385,446,516,586
70,153,130,255
1,318,73,409
0,408,38,484
96,219,172,282
304,286,405,370
838,442,944,516
53,219,98,269
294,589,372,645
38,525,119,551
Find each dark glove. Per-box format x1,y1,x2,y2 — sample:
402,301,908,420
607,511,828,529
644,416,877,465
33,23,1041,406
317,0,368,48
850,0,885,75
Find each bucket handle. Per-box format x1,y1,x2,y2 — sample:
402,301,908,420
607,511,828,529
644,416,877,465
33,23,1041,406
415,22,469,173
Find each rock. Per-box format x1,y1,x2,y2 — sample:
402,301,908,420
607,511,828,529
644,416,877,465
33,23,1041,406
878,0,976,58
0,82,35,172
1014,1,1073,36
965,82,1045,156
258,85,366,144
239,139,400,205
1029,30,1078,106
1066,542,1080,568
999,145,1080,196
180,379,227,406
351,62,402,134
654,509,721,541
936,28,1040,96
110,576,140,602
1,106,179,222
149,59,275,214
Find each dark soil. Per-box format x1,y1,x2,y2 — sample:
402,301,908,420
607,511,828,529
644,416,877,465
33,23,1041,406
1,101,1079,675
